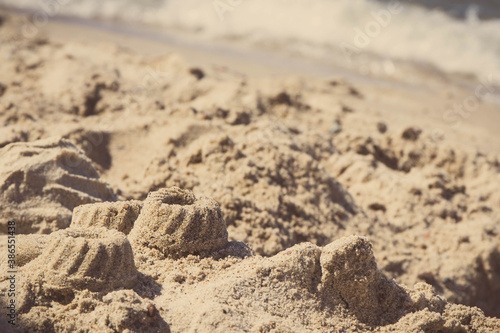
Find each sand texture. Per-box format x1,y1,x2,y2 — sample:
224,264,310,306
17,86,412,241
0,137,116,234
0,11,499,332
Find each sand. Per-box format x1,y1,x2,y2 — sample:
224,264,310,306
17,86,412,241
0,10,499,332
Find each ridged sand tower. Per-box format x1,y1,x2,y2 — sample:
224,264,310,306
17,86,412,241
128,187,228,258
18,227,137,311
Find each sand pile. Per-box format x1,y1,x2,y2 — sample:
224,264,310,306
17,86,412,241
0,10,499,331
0,138,116,234
71,200,142,235
139,123,361,255
326,121,500,316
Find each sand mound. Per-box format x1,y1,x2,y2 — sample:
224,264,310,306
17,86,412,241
129,187,228,258
0,137,116,234
155,235,499,332
327,122,500,316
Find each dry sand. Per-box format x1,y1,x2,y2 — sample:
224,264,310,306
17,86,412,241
0,10,499,332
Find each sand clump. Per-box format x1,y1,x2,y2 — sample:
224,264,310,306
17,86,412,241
319,236,410,326
0,137,116,234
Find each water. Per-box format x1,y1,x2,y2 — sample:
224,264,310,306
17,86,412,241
2,0,500,84
377,0,500,20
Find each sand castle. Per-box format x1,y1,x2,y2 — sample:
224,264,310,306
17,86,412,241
12,187,228,312
72,187,229,258
18,227,137,309
128,187,229,258
71,200,143,235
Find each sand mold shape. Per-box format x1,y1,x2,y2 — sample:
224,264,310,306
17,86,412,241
72,187,228,257
0,137,116,234
17,227,137,311
128,187,229,258
71,200,142,235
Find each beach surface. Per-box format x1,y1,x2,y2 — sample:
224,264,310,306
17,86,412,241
0,9,499,332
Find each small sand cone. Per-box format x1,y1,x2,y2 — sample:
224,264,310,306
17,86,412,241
129,187,228,258
320,236,409,325
262,243,322,292
71,200,143,234
18,227,137,311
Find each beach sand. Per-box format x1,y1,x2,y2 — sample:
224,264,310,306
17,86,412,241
0,10,499,332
